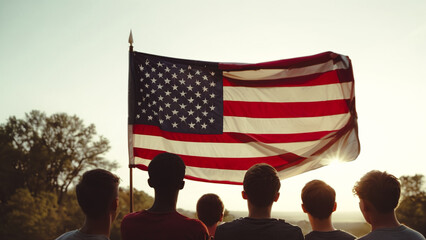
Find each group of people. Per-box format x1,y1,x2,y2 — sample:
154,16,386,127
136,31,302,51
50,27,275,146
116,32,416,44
55,152,425,240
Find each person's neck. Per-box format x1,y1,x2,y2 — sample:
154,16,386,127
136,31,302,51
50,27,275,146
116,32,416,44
207,224,218,237
308,214,335,232
79,215,111,237
148,189,179,213
247,202,273,219
370,211,400,231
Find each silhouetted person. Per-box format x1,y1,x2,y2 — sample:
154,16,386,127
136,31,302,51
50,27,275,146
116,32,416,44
353,170,425,240
121,152,208,240
215,163,303,240
197,193,224,239
301,179,355,240
55,169,120,240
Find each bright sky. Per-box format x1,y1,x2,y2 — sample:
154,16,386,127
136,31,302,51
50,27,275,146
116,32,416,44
1,0,426,214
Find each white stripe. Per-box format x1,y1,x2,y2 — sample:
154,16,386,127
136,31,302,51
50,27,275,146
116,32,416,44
223,60,348,81
133,134,334,158
134,157,247,182
133,128,359,182
224,113,350,134
128,125,135,165
224,82,353,103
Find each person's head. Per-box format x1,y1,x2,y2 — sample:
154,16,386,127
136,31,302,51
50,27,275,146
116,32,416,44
76,169,120,220
197,193,224,227
242,163,281,208
301,180,336,219
148,152,186,191
353,170,400,214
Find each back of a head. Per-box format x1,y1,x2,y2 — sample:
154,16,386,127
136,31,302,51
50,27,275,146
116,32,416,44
353,170,400,214
301,180,335,219
148,152,186,190
243,163,281,208
76,169,120,219
197,193,224,227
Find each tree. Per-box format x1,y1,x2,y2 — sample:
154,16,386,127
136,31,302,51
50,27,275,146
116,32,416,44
396,174,426,236
0,110,116,204
399,174,425,199
0,110,118,239
1,188,60,240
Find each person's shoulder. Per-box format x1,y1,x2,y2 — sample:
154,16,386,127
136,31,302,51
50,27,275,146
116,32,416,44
335,230,356,239
217,218,245,228
306,230,355,240
357,225,426,240
356,235,368,240
216,218,303,240
178,212,205,225
174,212,208,233
55,230,109,240
356,230,383,240
215,218,245,234
122,210,146,220
275,218,298,226
304,231,321,240
275,219,303,232
215,219,245,240
400,225,426,239
121,210,150,228
218,218,301,233
55,230,78,240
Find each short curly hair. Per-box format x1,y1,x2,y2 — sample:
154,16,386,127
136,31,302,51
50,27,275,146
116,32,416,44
243,163,281,208
353,170,400,213
301,180,335,219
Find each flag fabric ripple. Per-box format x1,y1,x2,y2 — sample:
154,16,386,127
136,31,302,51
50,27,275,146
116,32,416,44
128,51,360,184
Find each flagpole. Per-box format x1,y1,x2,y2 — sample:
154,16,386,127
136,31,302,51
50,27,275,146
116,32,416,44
128,30,134,213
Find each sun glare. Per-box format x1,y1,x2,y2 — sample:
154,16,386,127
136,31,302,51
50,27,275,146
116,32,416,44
327,157,342,167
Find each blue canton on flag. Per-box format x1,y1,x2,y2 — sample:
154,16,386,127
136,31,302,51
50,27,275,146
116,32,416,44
132,53,223,134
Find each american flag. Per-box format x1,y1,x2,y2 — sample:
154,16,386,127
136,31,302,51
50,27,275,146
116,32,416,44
128,51,359,184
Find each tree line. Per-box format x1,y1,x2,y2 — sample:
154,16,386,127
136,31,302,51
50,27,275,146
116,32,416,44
0,110,154,239
0,111,424,239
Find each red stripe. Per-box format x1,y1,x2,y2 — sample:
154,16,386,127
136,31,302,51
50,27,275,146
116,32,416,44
219,51,337,71
132,124,337,143
183,175,243,185
133,148,306,170
223,70,352,87
134,163,243,185
224,99,350,118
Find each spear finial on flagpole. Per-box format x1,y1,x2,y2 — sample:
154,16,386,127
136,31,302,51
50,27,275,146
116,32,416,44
129,30,133,52
128,29,134,213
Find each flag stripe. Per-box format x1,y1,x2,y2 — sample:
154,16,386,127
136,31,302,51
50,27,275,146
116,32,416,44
223,82,353,103
219,52,349,71
132,133,334,158
132,124,338,143
134,157,246,184
224,113,350,134
223,69,353,87
224,99,350,118
133,148,306,170
222,59,349,81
